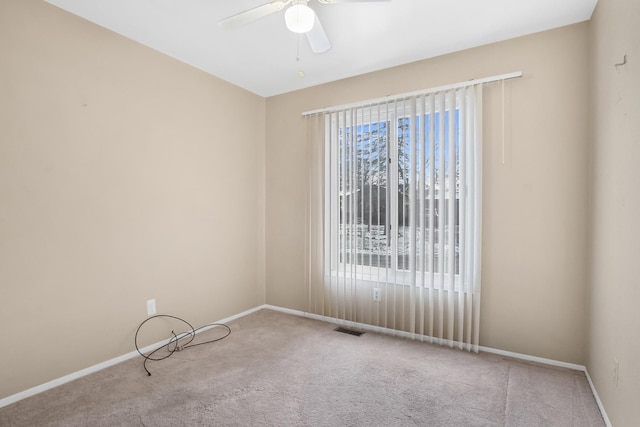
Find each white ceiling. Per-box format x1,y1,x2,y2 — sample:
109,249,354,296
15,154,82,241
44,0,598,97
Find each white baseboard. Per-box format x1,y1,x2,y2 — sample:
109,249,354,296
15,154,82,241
264,304,585,369
477,345,585,371
0,302,612,427
584,369,613,427
263,304,612,425
0,305,264,409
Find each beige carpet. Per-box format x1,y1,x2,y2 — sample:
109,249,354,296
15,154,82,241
0,309,605,426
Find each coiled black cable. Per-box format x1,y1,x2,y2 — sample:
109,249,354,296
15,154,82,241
134,314,231,376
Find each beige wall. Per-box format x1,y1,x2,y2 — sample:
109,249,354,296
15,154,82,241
0,0,265,399
5,0,637,422
588,0,640,425
266,24,590,364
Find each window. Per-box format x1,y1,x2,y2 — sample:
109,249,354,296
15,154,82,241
325,90,478,291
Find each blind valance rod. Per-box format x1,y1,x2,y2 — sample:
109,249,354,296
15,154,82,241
302,71,522,117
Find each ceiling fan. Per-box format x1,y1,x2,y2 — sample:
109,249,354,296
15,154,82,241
218,0,390,54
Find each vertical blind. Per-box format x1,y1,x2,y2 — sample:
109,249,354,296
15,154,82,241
305,83,484,352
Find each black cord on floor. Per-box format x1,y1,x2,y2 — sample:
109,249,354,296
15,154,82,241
134,314,231,376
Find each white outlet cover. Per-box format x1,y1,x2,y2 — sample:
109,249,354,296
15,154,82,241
146,299,156,316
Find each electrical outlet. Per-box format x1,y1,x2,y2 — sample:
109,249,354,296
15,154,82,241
373,288,381,301
613,358,619,386
146,299,156,316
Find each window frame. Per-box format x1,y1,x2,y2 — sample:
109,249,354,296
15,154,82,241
325,101,462,290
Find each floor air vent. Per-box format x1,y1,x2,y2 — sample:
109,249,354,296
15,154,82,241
334,326,364,336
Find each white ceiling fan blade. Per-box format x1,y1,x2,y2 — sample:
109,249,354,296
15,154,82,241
306,13,331,53
219,1,287,29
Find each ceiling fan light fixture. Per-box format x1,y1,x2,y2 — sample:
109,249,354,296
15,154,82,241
285,3,315,34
